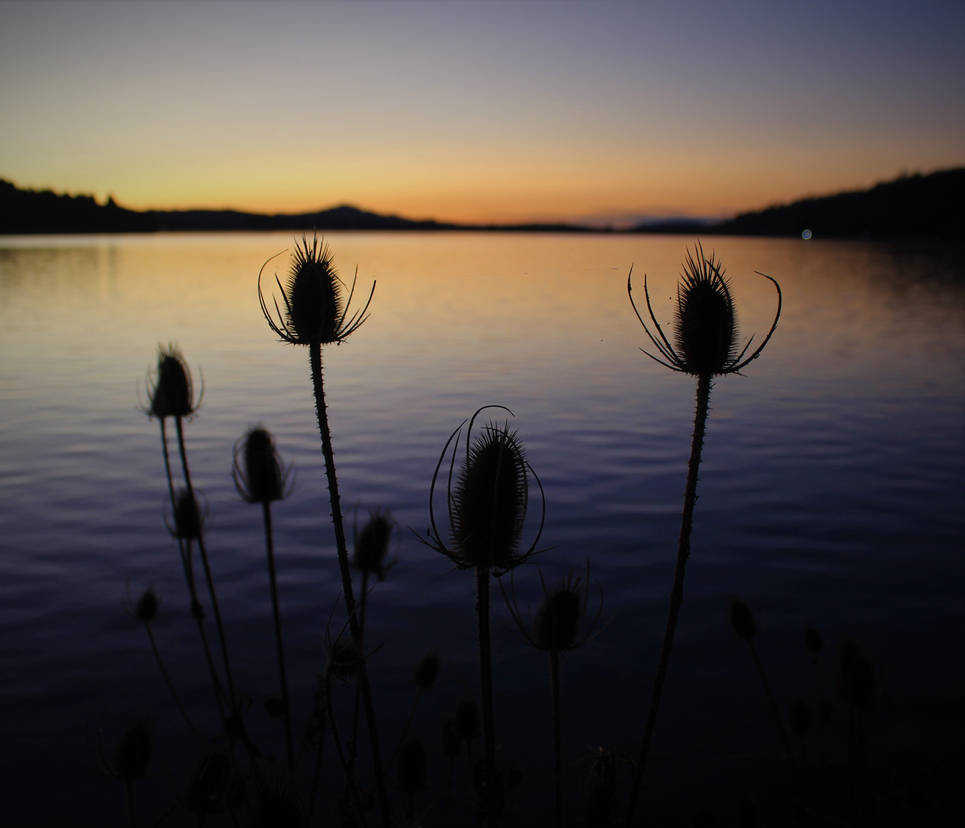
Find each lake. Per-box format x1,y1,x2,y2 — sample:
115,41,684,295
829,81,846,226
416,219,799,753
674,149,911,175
0,231,963,826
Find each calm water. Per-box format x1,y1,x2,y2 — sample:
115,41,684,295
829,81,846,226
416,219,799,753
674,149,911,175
0,232,963,825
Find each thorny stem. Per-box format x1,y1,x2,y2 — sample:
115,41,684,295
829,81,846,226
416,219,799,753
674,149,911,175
262,502,295,785
175,416,239,714
143,621,198,735
626,372,712,826
476,564,497,824
550,649,563,828
159,421,226,718
325,670,370,828
310,343,389,827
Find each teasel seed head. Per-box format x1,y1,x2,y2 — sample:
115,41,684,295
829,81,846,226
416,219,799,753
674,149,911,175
628,242,782,377
353,509,393,580
170,488,203,540
145,344,201,419
804,626,823,660
397,737,428,795
258,234,375,346
427,406,545,575
135,588,159,624
839,639,876,712
414,652,440,690
729,597,758,642
232,426,291,504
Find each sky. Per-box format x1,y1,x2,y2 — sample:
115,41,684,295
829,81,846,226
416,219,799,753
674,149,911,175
1,0,963,225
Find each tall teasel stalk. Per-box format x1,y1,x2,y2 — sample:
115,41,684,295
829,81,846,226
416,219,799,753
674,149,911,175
233,426,295,782
425,405,545,820
502,564,604,828
624,244,781,824
257,235,390,822
145,347,231,719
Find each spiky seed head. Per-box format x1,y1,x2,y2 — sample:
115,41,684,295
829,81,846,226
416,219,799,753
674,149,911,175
264,696,287,720
285,236,342,344
172,488,202,540
112,724,152,782
675,247,737,376
147,344,197,419
787,697,811,737
397,738,427,795
804,626,823,658
455,698,480,743
414,652,440,690
441,717,461,761
235,426,286,504
135,588,159,623
534,583,583,652
353,510,392,580
451,424,528,570
729,598,757,642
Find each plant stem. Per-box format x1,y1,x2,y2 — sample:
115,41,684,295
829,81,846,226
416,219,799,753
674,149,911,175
550,649,563,828
125,779,137,828
325,670,369,828
626,372,712,826
476,564,497,822
262,501,295,784
175,416,239,713
144,621,198,735
749,641,791,758
310,343,389,827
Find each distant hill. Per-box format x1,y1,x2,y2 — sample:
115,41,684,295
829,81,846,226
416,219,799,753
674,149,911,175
2,168,963,238
706,168,964,240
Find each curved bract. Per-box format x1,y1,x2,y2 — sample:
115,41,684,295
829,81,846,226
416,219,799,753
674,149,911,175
258,235,375,346
628,242,782,376
426,405,545,576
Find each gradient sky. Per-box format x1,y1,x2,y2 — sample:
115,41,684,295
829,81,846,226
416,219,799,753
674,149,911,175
1,0,963,224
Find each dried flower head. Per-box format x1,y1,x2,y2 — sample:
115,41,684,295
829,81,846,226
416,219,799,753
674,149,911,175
258,235,375,346
110,724,152,782
135,588,159,624
804,626,823,659
414,652,440,690
352,509,393,580
426,406,545,575
145,344,202,419
839,639,876,712
502,562,605,654
232,426,291,504
169,488,204,540
455,698,480,744
397,737,428,795
628,242,781,376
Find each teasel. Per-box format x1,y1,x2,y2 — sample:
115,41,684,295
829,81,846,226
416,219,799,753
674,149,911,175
233,426,296,784
502,563,604,828
625,244,781,825
425,405,545,820
257,234,389,824
131,587,197,735
100,724,152,828
144,345,240,737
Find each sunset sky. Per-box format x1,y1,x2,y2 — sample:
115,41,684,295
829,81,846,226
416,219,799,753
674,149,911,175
2,0,963,225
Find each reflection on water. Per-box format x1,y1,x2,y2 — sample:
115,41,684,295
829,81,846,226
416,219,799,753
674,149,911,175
0,232,963,825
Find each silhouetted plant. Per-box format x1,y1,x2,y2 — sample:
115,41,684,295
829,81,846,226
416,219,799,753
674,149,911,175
234,425,296,785
257,234,388,826
502,563,604,828
425,405,545,821
625,244,781,825
101,724,152,828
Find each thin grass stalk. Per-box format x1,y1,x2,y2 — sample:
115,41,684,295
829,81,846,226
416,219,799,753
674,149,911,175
348,569,370,771
550,649,563,828
174,416,239,712
626,372,712,826
306,727,328,827
309,343,389,826
125,780,137,828
324,671,370,828
476,564,497,820
262,501,295,783
143,620,198,735
748,641,792,759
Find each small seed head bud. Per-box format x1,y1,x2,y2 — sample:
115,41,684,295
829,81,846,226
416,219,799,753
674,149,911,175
441,717,461,761
147,345,198,419
455,699,479,743
534,585,583,652
353,510,392,580
172,488,202,540
234,426,287,504
804,626,823,658
135,588,159,623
